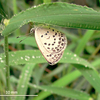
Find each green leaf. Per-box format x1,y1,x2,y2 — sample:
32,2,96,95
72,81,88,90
32,70,89,100
33,64,48,85
74,64,100,93
0,49,93,69
2,2,100,36
75,30,94,55
0,36,37,47
15,63,36,100
92,59,100,68
1,49,100,93
33,85,91,100
0,49,100,99
44,64,67,78
33,65,100,100
85,45,95,54
11,70,83,100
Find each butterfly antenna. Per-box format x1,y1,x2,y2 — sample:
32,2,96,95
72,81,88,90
19,36,29,43
18,28,35,43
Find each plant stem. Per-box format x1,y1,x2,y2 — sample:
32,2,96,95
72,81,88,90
4,36,11,100
88,44,100,61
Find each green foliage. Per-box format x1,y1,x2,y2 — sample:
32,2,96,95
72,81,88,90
2,2,100,36
0,1,100,100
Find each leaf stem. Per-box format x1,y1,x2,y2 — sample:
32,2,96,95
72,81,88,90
4,36,11,100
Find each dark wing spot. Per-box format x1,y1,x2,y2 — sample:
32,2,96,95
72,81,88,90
48,62,52,65
44,43,47,45
55,33,57,35
45,33,47,35
54,38,56,40
50,54,52,57
52,44,54,46
62,39,64,41
59,38,61,40
53,50,56,52
41,35,43,37
54,55,56,57
47,31,49,33
56,57,58,59
57,49,59,51
61,33,63,35
55,47,57,49
52,48,55,51
47,47,50,49
52,57,54,59
52,48,54,50
61,43,64,46
58,41,61,44
48,43,50,46
52,29,54,31
53,35,55,37
61,34,64,37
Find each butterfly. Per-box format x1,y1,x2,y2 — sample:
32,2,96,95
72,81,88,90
30,26,67,65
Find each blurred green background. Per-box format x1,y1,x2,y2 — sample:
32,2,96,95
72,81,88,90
0,0,100,100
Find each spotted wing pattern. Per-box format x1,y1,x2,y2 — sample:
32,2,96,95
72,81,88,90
33,27,67,65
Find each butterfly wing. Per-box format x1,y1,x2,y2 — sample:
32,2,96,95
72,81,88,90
35,27,67,65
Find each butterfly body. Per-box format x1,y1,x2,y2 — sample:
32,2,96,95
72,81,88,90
31,26,67,65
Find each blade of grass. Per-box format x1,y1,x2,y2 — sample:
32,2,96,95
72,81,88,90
75,30,95,55
15,63,36,100
0,49,94,69
11,70,82,100
30,85,92,100
74,64,100,93
2,2,100,36
0,36,37,47
32,70,82,100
